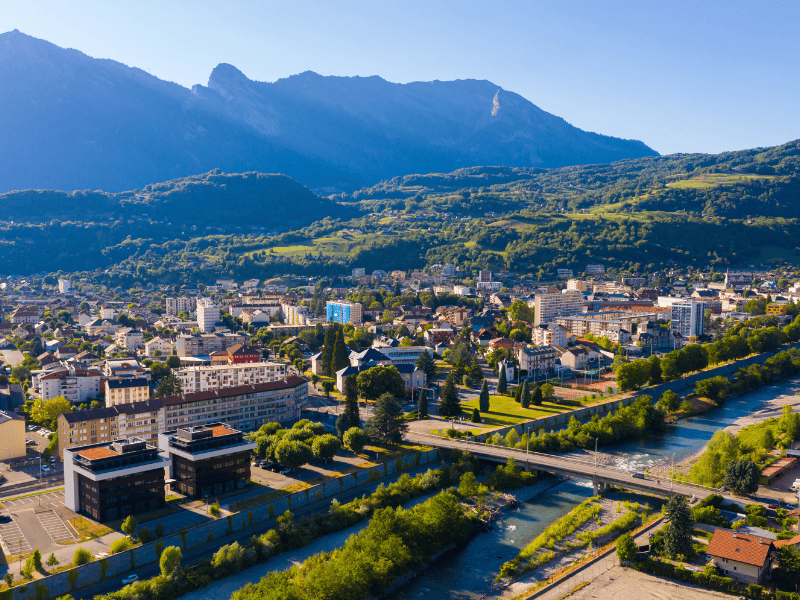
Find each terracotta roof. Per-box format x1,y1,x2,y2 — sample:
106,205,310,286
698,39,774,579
210,425,237,438
774,534,800,548
76,446,118,460
707,529,773,566
158,375,307,406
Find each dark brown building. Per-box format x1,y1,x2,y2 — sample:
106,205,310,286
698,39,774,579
64,438,170,522
159,423,255,498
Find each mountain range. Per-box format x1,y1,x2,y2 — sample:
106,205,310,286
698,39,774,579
0,29,657,194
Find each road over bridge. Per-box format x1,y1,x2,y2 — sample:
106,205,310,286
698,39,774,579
408,432,719,499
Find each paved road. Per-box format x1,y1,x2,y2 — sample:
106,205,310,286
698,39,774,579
407,432,717,500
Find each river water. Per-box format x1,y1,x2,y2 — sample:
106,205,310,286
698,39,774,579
184,378,800,600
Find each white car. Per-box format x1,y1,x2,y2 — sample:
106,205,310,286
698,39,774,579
121,575,139,585
40,465,50,473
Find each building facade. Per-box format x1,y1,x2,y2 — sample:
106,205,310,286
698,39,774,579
515,346,557,378
534,291,584,326
326,301,363,325
174,361,286,393
196,298,221,333
161,376,308,432
175,333,250,357
166,296,197,317
670,301,705,339
159,423,255,498
64,438,170,522
105,378,150,406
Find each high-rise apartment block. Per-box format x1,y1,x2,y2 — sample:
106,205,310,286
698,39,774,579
196,298,220,332
326,301,363,325
670,301,705,339
533,291,585,326
166,297,197,317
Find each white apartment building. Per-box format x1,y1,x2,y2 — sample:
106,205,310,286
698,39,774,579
32,363,103,403
533,291,585,326
174,361,286,393
670,301,705,339
114,328,144,351
144,336,174,357
532,323,568,348
166,297,196,317
515,346,557,378
58,279,71,294
282,303,314,325
196,298,221,332
566,279,592,292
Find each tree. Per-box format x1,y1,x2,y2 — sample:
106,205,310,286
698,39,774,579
357,365,405,400
780,404,800,441
470,408,481,423
658,390,680,412
335,412,350,438
138,526,154,543
159,546,182,578
418,389,429,418
541,383,555,400
165,355,181,369
321,380,335,400
46,553,58,568
774,544,800,590
274,440,313,470
154,372,181,398
32,548,42,570
73,547,91,566
365,393,408,444
30,396,72,429
121,515,138,537
531,385,543,407
415,349,436,381
331,328,350,375
616,532,637,564
663,495,694,559
312,434,341,462
724,459,760,495
478,379,490,412
647,355,662,385
438,371,462,418
3,572,12,587
320,324,337,377
343,427,368,454
497,363,508,395
509,299,533,323
520,381,530,409
343,375,360,426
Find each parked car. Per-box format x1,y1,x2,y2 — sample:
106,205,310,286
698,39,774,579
121,575,139,585
95,552,108,559
279,467,293,475
40,465,50,473
261,462,277,471
632,473,646,480
268,464,284,473
50,456,56,463
767,504,779,510
27,425,38,432
0,515,12,524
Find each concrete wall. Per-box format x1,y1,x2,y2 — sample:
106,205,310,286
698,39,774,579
11,448,441,600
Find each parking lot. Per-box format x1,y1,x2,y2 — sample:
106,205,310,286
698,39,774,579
0,490,77,557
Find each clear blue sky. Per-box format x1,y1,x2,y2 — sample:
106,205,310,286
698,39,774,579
5,0,799,155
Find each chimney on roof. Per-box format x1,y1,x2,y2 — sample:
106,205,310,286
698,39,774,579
732,533,737,538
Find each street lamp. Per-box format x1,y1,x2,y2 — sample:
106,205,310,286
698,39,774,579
594,438,598,473
526,426,531,459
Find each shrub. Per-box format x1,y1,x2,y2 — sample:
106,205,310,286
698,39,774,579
110,537,131,554
121,515,137,537
155,522,165,537
73,547,91,566
209,501,221,518
616,532,637,564
138,526,154,544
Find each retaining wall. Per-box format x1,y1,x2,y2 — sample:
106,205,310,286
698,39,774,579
10,448,441,600
470,342,800,444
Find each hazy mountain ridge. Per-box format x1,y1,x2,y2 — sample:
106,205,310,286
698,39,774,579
0,30,657,195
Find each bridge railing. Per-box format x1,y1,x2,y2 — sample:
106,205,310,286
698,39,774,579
413,432,721,494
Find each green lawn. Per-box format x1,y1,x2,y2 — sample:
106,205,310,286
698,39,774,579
461,394,573,428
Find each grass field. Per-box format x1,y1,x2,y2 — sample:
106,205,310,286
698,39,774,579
666,173,775,189
461,394,573,428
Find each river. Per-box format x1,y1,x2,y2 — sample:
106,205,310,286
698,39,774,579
182,377,800,600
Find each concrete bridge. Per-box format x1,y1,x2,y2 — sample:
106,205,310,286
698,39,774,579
408,432,719,499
